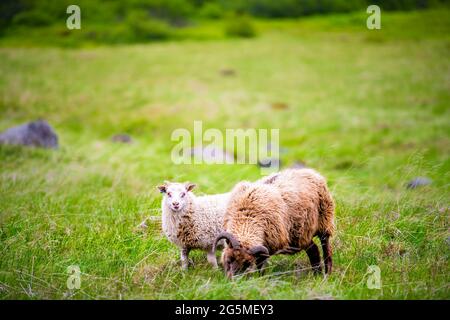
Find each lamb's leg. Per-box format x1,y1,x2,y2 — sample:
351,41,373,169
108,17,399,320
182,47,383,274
180,247,191,270
320,234,333,274
305,242,322,274
207,249,218,269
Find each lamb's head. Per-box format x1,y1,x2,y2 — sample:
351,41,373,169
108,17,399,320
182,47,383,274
214,232,269,279
158,181,196,212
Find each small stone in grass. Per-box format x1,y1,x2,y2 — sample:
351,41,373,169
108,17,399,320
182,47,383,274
111,134,133,144
258,157,281,168
190,146,235,163
220,69,236,77
0,120,58,149
271,102,289,110
406,177,432,189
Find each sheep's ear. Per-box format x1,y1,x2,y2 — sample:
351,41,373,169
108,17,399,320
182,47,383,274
185,182,196,192
158,184,167,193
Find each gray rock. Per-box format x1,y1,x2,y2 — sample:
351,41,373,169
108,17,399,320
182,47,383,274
446,236,450,247
406,177,432,189
258,157,281,168
220,69,236,77
190,146,235,163
0,120,58,149
111,134,133,144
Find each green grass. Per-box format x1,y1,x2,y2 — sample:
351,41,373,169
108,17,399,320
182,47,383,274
0,9,449,299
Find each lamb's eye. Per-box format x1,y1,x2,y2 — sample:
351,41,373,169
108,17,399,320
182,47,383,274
167,192,172,197
180,192,185,198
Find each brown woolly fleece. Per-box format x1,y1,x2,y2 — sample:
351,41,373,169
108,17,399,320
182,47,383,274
222,168,335,274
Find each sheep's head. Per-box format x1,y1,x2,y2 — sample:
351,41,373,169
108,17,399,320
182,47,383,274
158,181,196,212
214,232,269,279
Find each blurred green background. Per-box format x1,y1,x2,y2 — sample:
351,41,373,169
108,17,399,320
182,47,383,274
1,0,449,45
0,1,449,299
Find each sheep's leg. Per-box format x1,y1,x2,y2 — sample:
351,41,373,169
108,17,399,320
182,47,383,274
305,242,322,274
256,259,268,275
320,235,332,274
207,249,218,269
180,247,191,270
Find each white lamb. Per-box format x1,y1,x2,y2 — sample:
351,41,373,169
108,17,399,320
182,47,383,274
158,181,230,269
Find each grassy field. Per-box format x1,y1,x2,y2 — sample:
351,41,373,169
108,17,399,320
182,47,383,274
0,9,449,299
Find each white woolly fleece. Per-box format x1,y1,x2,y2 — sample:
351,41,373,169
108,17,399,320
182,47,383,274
161,192,230,251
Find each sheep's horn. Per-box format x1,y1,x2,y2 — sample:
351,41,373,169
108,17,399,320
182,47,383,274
213,232,240,252
249,245,270,258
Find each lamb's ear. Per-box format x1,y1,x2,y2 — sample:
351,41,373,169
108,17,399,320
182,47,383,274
158,183,167,193
185,182,196,192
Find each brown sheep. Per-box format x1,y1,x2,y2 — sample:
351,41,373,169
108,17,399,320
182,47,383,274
214,168,335,278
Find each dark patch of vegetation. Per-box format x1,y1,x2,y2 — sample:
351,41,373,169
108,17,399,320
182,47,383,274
225,14,256,38
0,0,448,45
